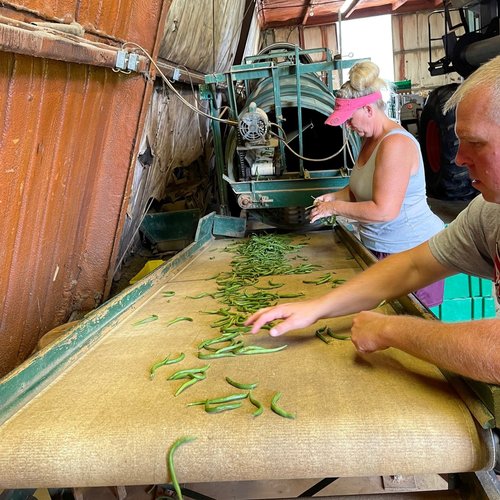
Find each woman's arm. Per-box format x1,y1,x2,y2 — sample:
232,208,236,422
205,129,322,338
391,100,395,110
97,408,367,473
310,134,418,223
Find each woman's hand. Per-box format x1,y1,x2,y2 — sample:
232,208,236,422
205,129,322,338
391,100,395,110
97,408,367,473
310,200,337,223
314,193,336,203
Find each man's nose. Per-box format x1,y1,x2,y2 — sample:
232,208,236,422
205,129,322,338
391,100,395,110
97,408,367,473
454,144,468,168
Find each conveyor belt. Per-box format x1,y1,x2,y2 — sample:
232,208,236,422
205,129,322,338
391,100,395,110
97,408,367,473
0,213,495,489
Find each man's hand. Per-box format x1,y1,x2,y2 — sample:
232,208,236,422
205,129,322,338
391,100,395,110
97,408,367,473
245,300,322,337
350,310,391,353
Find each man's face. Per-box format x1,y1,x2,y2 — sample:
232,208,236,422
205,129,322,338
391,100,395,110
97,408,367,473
455,87,500,203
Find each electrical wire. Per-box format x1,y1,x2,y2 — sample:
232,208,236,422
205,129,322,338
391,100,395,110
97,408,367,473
121,42,239,126
122,43,350,163
269,122,348,162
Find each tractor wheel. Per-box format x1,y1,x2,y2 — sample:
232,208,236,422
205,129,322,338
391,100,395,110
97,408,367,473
419,84,478,200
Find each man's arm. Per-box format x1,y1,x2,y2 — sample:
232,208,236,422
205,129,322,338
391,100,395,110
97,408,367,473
246,242,454,336
351,312,500,385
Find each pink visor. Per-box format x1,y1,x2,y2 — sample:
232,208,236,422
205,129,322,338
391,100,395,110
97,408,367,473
325,91,383,126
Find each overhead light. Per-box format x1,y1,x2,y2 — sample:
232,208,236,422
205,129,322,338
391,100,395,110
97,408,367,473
309,4,315,16
340,0,355,14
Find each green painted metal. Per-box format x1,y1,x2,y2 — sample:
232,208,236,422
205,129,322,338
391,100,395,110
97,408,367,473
465,380,499,427
213,214,247,237
224,172,350,209
0,212,216,426
207,89,229,214
141,209,200,251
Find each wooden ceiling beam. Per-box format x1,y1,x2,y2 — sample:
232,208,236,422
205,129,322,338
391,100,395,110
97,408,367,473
301,0,312,25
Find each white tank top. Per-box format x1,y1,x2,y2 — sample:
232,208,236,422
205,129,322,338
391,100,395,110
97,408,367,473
349,129,444,253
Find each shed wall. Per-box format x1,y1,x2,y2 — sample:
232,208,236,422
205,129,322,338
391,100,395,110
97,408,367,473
0,1,168,376
392,10,462,90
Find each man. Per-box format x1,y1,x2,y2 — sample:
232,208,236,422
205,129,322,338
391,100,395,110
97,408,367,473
246,55,500,385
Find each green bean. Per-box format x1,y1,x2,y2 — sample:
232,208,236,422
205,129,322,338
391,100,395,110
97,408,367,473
236,345,288,355
206,272,221,280
162,291,176,297
329,332,351,340
198,332,240,350
174,375,204,397
248,392,264,417
168,365,210,380
225,376,257,390
198,352,236,359
186,292,215,299
303,273,331,285
132,314,158,327
271,392,296,419
255,280,284,290
277,293,304,298
150,352,186,378
166,316,193,327
188,393,248,406
220,325,251,335
167,436,195,499
167,353,186,365
205,401,243,413
315,330,332,344
213,340,245,354
150,355,170,379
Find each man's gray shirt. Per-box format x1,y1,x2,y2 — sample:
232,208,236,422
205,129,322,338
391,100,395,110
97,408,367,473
429,195,500,299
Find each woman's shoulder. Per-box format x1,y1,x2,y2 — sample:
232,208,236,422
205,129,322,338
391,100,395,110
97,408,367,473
377,127,418,153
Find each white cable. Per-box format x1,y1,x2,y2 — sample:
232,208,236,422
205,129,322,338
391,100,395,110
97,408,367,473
269,124,348,162
124,43,349,163
122,42,239,126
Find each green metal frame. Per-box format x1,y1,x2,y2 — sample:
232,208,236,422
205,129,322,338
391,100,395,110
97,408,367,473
0,213,221,425
201,47,362,211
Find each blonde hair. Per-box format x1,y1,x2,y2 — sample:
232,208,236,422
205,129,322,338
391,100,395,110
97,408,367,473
444,55,500,123
337,61,388,110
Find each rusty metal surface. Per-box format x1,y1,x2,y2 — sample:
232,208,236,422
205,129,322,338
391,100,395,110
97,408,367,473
1,1,165,43
0,1,170,376
0,15,150,72
257,0,444,27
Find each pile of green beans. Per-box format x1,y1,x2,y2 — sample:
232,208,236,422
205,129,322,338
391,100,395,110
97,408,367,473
205,233,318,320
187,384,294,419
191,233,315,355
198,343,288,359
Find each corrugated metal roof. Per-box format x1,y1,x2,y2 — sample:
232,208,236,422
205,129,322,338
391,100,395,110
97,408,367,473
257,0,444,27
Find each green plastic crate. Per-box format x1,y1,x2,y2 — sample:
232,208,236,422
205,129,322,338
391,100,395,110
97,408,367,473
430,274,495,322
442,274,493,299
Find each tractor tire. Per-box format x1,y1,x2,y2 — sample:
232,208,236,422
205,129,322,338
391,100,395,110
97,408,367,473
419,83,478,201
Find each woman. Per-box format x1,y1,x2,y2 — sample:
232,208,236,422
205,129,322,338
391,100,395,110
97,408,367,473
311,61,444,307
